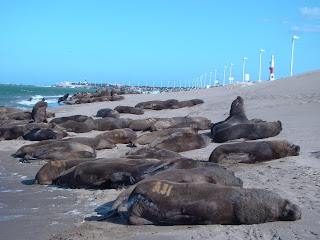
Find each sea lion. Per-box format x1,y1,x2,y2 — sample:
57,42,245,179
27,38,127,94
106,164,243,218
93,118,132,131
62,137,116,150
58,93,69,103
0,122,51,140
211,96,248,136
170,99,204,109
50,115,88,124
0,110,32,120
124,147,183,160
57,117,95,133
30,148,96,161
134,128,197,145
35,158,99,185
15,140,96,160
114,106,144,115
23,127,68,141
96,128,137,144
31,101,48,123
126,180,301,225
96,108,120,118
209,140,300,164
149,132,211,152
212,121,282,143
129,118,164,131
150,116,211,131
0,106,23,115
56,158,160,188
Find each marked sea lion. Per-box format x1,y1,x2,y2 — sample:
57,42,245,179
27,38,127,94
149,132,211,152
56,158,160,188
211,96,248,136
93,118,132,131
106,164,243,218
23,127,68,141
96,128,137,144
35,158,99,185
31,101,48,123
96,108,120,118
209,140,300,164
124,147,183,160
212,121,282,143
114,106,144,115
126,180,301,225
134,128,197,145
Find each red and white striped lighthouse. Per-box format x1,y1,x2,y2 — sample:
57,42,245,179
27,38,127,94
269,55,275,81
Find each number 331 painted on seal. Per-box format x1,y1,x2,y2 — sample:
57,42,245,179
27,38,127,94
152,181,173,197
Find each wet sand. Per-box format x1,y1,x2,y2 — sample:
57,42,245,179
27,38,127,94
1,70,320,239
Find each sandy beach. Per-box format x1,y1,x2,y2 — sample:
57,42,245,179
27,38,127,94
1,70,320,240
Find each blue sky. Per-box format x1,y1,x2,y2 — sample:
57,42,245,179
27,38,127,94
0,0,319,86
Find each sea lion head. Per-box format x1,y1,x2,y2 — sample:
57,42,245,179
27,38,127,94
279,201,301,221
230,96,245,116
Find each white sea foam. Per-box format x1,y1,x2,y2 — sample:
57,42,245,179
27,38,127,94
0,215,24,221
0,189,24,193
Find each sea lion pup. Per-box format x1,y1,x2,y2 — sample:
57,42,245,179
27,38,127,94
35,158,101,185
96,128,137,144
212,120,282,143
209,140,300,164
0,122,51,140
96,108,120,118
23,127,68,141
15,140,96,160
114,106,144,115
50,115,88,124
211,96,248,136
31,101,48,123
93,118,132,131
126,180,301,225
149,132,211,152
55,158,160,188
124,147,183,160
57,117,95,133
134,128,197,145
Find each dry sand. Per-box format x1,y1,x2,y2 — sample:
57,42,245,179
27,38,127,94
1,70,320,240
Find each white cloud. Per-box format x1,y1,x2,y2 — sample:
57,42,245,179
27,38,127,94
299,7,320,20
291,24,320,33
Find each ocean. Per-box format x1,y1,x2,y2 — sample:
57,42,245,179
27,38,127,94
0,84,97,109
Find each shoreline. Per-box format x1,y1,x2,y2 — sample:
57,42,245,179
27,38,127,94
1,70,320,239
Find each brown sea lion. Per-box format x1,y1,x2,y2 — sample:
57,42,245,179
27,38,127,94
30,148,96,161
124,147,183,160
63,137,116,150
170,99,204,109
0,106,23,115
57,117,95,133
135,99,179,110
96,108,120,118
126,180,301,225
93,118,132,131
128,118,165,131
209,140,300,164
23,127,68,141
211,96,248,136
149,132,211,152
50,115,88,124
212,121,282,143
96,128,137,144
58,93,69,103
35,158,99,185
0,122,51,140
134,128,197,145
114,106,144,115
31,101,48,123
150,116,211,131
56,158,160,188
106,164,243,218
0,110,32,120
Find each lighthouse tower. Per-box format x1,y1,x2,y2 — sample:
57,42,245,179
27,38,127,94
269,55,275,81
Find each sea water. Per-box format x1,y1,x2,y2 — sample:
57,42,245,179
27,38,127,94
0,84,97,109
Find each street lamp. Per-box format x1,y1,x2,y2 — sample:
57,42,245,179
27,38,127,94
209,72,212,87
290,36,299,76
259,49,265,81
214,70,218,86
223,66,227,86
230,63,234,84
204,73,207,87
243,57,248,82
